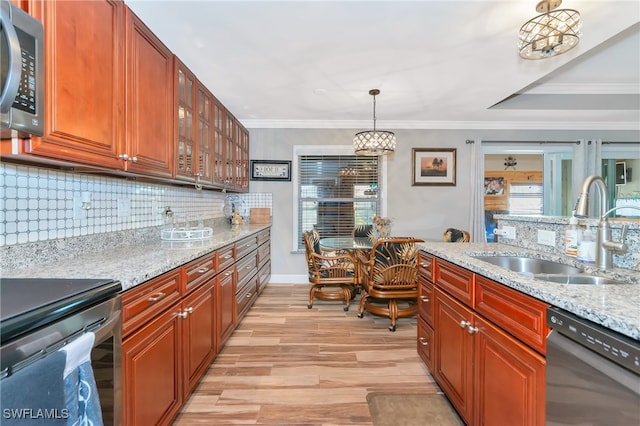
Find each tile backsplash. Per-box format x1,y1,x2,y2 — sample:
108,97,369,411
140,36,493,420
0,162,271,247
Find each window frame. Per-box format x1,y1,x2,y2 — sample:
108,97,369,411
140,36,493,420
292,145,388,252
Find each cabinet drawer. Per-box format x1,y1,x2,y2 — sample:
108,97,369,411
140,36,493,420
122,269,181,338
434,258,474,308
236,274,257,320
418,278,434,327
235,235,258,260
257,241,270,269
475,275,549,354
417,316,434,372
257,229,270,246
217,244,235,271
418,251,434,281
236,252,258,285
257,263,270,294
182,253,216,295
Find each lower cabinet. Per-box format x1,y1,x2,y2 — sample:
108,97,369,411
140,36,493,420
122,300,183,426
420,253,547,426
217,264,235,348
122,229,270,425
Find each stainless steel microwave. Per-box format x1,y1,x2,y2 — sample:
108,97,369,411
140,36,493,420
1,1,44,137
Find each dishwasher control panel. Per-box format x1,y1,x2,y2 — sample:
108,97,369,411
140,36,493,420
547,307,640,375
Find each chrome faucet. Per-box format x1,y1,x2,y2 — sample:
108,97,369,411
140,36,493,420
574,175,630,269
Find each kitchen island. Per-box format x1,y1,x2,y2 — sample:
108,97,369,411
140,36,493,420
417,241,639,340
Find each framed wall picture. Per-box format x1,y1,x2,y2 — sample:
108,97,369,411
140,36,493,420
250,160,292,181
412,148,456,186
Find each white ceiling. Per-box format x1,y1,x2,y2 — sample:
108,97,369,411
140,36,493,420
126,0,640,131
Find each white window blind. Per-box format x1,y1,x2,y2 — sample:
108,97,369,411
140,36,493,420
297,154,381,250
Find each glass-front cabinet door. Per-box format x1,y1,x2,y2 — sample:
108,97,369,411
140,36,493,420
175,58,196,181
197,84,213,185
212,98,226,187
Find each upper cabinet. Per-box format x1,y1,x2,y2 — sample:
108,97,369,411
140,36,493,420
123,8,174,178
13,0,125,169
2,0,246,190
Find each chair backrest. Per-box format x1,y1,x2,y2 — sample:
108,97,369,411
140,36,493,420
353,224,373,238
367,237,423,290
442,228,470,242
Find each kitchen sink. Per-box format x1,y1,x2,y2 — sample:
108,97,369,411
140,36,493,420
471,255,583,275
534,274,630,285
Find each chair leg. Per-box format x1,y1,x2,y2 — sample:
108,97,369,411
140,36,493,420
342,286,351,311
388,300,398,332
308,286,316,309
357,290,368,318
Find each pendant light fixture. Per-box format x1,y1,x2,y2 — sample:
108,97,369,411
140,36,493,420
518,0,581,59
353,89,396,156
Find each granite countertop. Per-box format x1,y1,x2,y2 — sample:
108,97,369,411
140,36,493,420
418,242,640,341
3,224,270,291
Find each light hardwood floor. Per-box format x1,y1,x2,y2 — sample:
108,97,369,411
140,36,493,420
174,283,442,425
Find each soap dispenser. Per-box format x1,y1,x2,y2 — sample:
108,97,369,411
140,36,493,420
565,215,580,257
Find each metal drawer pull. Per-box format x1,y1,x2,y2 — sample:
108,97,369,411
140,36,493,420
148,292,166,302
197,267,209,273
420,296,430,302
246,293,252,298
467,326,479,334
419,337,429,346
178,307,193,319
223,255,231,259
420,262,430,267
459,320,471,328
225,271,232,277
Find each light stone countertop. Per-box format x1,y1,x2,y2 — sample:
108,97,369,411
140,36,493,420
2,224,271,291
418,242,640,341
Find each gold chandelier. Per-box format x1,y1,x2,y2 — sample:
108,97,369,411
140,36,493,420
353,89,396,156
518,0,581,59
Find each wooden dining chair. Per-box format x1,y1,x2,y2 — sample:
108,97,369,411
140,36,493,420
357,237,423,331
303,230,356,311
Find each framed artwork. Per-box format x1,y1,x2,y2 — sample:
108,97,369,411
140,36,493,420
250,160,291,181
484,177,505,195
412,148,456,186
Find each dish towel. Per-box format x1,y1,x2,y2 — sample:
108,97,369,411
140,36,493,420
59,332,103,426
0,350,67,425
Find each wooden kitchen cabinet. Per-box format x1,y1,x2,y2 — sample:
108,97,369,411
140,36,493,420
123,8,174,177
5,1,174,178
174,56,215,186
7,0,125,168
122,298,182,426
217,263,235,348
420,253,547,426
181,280,216,395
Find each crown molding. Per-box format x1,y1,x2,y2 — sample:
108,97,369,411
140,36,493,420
240,119,640,131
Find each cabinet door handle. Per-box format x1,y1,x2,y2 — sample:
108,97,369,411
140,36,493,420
420,262,430,267
459,320,471,329
467,326,479,334
420,296,430,302
245,265,252,270
225,271,232,277
118,153,135,162
197,267,209,273
148,292,166,302
223,255,231,259
246,292,252,298
178,311,189,318
419,337,429,346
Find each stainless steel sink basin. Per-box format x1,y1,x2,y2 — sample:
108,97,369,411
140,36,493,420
534,274,630,285
472,255,583,275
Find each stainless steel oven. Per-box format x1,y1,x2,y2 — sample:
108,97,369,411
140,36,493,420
0,278,122,425
546,306,640,425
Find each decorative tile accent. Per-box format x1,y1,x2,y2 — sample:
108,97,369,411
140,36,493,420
0,162,273,255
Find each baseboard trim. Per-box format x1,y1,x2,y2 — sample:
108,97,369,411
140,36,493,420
268,274,307,284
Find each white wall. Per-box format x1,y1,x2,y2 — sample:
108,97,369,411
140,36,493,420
248,128,640,277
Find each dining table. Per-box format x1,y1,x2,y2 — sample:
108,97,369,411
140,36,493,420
319,237,374,287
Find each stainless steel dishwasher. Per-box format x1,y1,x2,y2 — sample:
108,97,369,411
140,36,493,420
546,306,640,425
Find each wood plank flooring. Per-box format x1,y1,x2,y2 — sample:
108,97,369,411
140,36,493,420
174,283,442,425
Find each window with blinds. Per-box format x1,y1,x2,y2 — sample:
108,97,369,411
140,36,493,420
297,154,381,250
